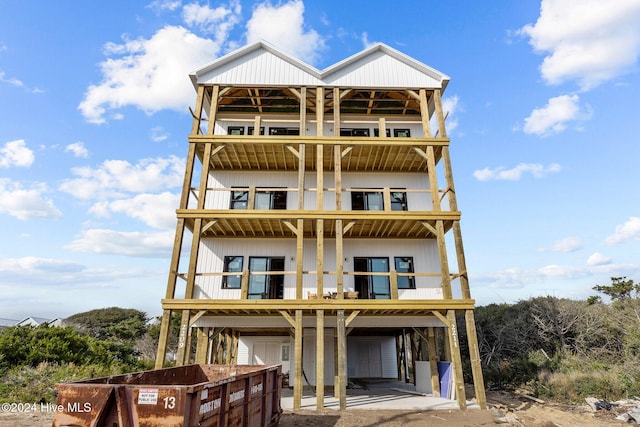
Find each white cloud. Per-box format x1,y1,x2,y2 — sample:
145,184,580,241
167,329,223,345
59,156,184,200
0,179,62,220
541,237,583,253
523,94,592,136
65,142,89,158
0,139,35,167
519,0,640,90
89,192,179,229
183,1,241,37
475,261,639,290
147,0,181,13
78,26,222,124
605,216,640,245
587,252,612,266
441,95,460,133
151,126,169,142
65,229,174,257
0,70,24,88
361,32,376,49
473,163,561,181
245,0,325,65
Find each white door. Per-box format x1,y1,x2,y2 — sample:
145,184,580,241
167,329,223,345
355,341,382,378
252,342,280,365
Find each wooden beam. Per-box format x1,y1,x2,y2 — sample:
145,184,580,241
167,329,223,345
281,220,299,236
336,219,344,297
431,310,450,327
427,327,440,396
155,309,172,368
296,219,304,299
433,89,447,138
191,85,205,135
293,310,303,410
240,269,249,300
285,145,300,159
279,310,296,328
195,327,209,364
175,309,191,366
419,88,432,138
337,309,347,409
206,85,219,135
189,310,207,327
466,309,487,409
390,270,399,299
343,220,357,234
317,218,324,297
316,310,325,409
447,310,467,409
345,310,360,327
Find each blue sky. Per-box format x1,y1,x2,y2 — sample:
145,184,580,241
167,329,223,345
1,0,640,320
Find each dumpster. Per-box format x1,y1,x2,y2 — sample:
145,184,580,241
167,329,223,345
52,364,282,427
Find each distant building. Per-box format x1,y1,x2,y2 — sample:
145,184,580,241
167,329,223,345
14,316,62,327
0,318,19,329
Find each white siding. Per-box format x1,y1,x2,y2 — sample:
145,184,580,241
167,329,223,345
197,48,322,87
193,238,443,300
193,239,296,299
205,171,299,210
290,329,335,386
323,50,442,88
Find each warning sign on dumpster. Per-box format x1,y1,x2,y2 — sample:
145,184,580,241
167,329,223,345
137,388,159,405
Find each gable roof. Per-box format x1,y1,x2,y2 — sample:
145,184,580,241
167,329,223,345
191,41,449,91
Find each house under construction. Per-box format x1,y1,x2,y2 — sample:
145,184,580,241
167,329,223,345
155,41,486,411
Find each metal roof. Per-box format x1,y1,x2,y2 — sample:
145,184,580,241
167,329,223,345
191,41,450,92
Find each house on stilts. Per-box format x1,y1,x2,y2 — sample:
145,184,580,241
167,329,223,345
155,41,486,411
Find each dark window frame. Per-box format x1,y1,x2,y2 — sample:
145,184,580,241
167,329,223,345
340,128,370,137
228,126,245,135
269,127,299,135
351,191,384,211
390,189,408,211
394,256,415,289
248,126,265,135
248,256,285,299
230,189,249,209
222,256,244,289
354,256,391,299
394,128,411,137
373,128,391,137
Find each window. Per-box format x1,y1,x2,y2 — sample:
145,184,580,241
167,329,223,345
390,189,408,211
255,190,287,210
222,256,243,288
248,257,285,299
394,257,415,289
351,191,383,210
354,257,390,299
230,189,287,209
394,129,411,137
248,126,265,135
340,128,370,137
269,127,299,135
230,190,248,209
228,126,244,135
374,128,391,137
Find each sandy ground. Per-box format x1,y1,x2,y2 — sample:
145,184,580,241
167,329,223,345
0,390,630,426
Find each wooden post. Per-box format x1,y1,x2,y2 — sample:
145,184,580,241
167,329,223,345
390,270,399,299
294,310,303,410
155,309,172,369
433,88,447,138
466,309,487,409
296,219,304,300
427,327,440,396
316,310,325,409
175,309,191,365
419,88,432,138
195,327,209,364
336,220,344,297
337,309,347,409
447,310,467,410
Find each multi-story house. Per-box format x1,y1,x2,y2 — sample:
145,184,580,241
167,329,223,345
155,41,486,411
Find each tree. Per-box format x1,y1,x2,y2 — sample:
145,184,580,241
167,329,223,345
66,307,148,343
593,276,639,302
